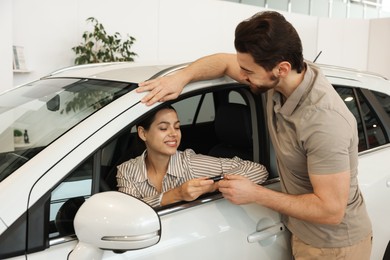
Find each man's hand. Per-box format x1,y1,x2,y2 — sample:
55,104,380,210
218,175,260,205
137,74,188,106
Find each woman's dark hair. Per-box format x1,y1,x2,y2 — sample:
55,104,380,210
137,104,176,130
234,11,305,73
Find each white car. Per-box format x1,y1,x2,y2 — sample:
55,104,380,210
0,62,389,260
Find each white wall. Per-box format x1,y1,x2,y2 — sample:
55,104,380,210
367,18,390,78
2,0,390,94
316,17,370,70
12,0,79,88
0,0,13,93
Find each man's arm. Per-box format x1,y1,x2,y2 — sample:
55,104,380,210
219,171,350,225
137,53,244,106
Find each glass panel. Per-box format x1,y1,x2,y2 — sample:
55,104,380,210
197,93,215,123
49,156,93,238
0,78,135,182
173,95,200,125
331,0,348,18
365,5,379,19
229,91,246,105
335,87,367,151
356,91,387,149
268,0,289,11
224,0,241,3
291,0,310,15
310,0,329,17
371,90,390,119
241,0,265,6
173,93,215,124
349,2,365,18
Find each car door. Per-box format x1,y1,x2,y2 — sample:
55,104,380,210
21,83,291,260
70,84,291,260
333,85,390,260
90,189,289,260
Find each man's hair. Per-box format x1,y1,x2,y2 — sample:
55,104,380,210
234,11,305,73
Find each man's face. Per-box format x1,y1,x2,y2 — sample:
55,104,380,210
236,52,280,95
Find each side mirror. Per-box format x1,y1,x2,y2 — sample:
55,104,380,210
46,94,60,111
69,191,161,259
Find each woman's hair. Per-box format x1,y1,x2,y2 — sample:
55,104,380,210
234,11,305,73
137,104,176,130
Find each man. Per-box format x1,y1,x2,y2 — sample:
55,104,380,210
137,11,372,260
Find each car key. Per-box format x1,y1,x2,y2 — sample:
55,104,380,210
209,175,224,182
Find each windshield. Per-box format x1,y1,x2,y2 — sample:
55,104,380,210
0,78,136,182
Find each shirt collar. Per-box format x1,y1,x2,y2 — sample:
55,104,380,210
273,62,313,116
132,150,184,183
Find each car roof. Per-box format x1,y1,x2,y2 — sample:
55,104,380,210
44,62,176,83
317,63,390,94
44,62,390,94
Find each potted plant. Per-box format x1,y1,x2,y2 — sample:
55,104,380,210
13,129,23,144
65,17,138,114
71,17,138,64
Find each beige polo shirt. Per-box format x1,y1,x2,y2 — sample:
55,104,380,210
267,62,371,248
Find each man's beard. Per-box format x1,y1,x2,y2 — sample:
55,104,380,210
249,75,280,96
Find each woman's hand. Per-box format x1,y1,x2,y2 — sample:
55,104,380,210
178,177,216,201
160,177,217,206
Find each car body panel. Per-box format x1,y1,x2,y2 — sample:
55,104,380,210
320,64,390,94
0,62,389,259
47,63,172,83
357,145,390,259
102,198,291,260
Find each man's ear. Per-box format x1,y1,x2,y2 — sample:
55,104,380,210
278,61,291,77
138,126,147,142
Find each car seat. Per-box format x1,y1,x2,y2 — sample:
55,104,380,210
208,103,253,160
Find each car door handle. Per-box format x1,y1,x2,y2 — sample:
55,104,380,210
247,222,285,243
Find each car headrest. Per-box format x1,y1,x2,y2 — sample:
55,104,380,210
214,103,252,148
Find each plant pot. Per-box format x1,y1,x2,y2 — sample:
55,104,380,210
14,136,23,144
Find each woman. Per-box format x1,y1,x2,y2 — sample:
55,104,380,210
116,105,268,207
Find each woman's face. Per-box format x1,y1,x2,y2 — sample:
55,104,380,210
139,108,181,156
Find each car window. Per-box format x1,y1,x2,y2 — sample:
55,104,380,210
356,90,387,149
0,79,135,183
335,87,367,151
197,93,215,123
228,91,246,104
335,86,386,151
371,90,390,118
49,157,93,239
173,93,215,125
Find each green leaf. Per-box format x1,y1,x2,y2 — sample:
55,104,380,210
71,16,137,64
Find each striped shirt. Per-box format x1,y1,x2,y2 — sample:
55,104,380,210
117,149,268,207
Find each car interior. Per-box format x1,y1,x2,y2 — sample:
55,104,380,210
98,84,272,192
51,84,271,241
